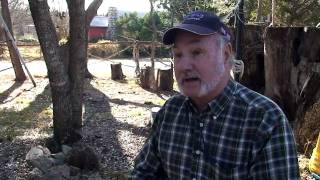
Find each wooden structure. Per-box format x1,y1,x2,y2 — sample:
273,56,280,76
88,16,108,41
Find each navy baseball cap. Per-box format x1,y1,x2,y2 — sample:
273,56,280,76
162,11,232,45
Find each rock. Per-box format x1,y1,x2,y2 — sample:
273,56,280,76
66,143,100,171
29,168,45,180
87,172,102,180
44,164,70,180
30,156,55,173
26,146,54,172
51,152,65,165
62,145,72,155
69,165,81,176
26,146,51,162
45,138,61,153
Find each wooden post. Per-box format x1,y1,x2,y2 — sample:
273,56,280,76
133,41,140,77
110,63,124,80
0,14,36,87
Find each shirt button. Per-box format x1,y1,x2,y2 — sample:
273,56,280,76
199,123,204,127
213,116,217,120
195,150,201,155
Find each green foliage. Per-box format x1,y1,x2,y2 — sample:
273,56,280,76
116,11,170,41
157,0,320,26
116,12,144,40
158,0,217,21
244,0,320,26
276,0,320,26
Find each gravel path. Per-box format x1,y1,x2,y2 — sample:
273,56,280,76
0,59,173,179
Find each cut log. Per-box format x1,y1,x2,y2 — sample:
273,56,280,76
110,63,124,80
156,67,173,91
140,66,152,89
264,27,320,154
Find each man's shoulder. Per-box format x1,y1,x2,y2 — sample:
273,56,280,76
235,83,284,117
163,93,187,109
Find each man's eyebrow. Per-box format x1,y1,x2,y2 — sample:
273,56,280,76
173,38,202,49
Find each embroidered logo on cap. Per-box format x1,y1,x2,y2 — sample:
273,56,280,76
184,12,204,21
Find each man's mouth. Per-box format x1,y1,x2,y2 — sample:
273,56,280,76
182,77,200,84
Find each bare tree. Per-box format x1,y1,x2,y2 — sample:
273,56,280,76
271,0,276,26
256,0,262,22
28,0,88,145
149,0,156,89
84,0,103,79
1,0,26,81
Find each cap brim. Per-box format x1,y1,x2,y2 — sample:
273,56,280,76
162,24,217,45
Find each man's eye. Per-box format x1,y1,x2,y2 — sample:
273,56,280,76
192,50,201,56
173,53,182,59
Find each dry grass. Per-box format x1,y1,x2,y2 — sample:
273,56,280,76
0,45,43,61
88,40,121,58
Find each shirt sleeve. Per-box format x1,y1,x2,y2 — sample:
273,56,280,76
249,113,300,180
129,107,166,180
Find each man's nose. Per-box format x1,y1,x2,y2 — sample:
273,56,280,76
176,56,193,70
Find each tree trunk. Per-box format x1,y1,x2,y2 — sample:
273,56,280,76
230,25,265,92
29,0,87,144
149,0,156,89
133,41,140,77
28,0,73,144
84,0,103,79
1,0,26,81
271,0,276,26
67,0,86,132
264,27,320,153
256,0,262,22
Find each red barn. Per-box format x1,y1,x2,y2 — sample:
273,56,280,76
88,16,108,41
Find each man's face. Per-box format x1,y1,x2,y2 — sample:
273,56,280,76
173,31,231,98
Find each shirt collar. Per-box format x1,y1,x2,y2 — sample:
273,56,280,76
207,79,237,116
186,79,237,115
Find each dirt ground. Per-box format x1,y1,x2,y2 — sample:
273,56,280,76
0,59,314,179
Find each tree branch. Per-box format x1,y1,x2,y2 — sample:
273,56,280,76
86,0,103,28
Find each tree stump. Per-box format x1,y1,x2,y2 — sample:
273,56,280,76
110,63,124,80
140,66,152,89
156,67,173,91
264,27,320,153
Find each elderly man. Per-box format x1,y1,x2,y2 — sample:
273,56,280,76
130,11,300,179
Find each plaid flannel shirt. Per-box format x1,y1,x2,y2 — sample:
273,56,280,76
130,80,300,180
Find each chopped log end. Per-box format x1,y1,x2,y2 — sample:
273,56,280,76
110,63,124,80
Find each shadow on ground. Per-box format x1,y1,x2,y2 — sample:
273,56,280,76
82,79,152,177
0,83,52,140
0,81,24,104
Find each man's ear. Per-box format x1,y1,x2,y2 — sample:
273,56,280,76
224,42,233,67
